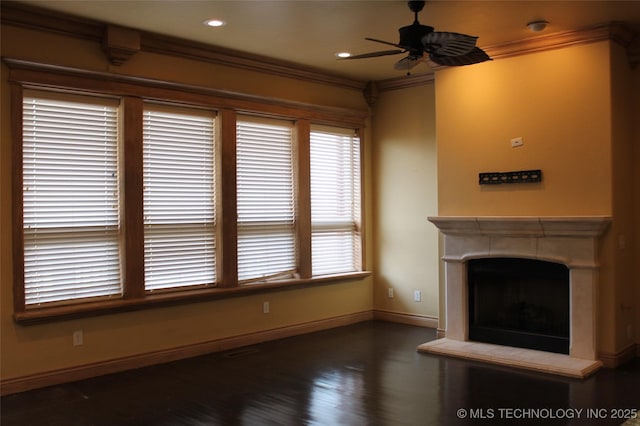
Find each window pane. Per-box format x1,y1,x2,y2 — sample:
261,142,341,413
143,106,216,291
236,118,296,282
310,128,361,276
22,91,122,305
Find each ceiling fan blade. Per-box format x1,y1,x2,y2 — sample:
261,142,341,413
393,55,422,71
341,49,405,60
365,37,406,50
422,31,478,56
429,47,492,67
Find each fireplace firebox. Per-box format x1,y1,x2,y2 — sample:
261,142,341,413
468,257,570,354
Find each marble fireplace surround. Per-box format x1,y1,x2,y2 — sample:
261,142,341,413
417,216,611,378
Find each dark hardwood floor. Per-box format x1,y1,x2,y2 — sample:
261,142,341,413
2,321,639,425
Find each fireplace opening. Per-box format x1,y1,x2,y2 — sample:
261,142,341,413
468,257,570,354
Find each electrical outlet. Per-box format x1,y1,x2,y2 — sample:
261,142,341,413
388,288,394,298
73,330,83,346
510,137,523,148
413,290,421,302
263,301,270,314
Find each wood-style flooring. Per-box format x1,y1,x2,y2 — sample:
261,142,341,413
2,321,639,425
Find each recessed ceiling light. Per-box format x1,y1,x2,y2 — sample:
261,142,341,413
335,52,352,58
204,19,226,27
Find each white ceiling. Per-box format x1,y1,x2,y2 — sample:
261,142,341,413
14,0,640,81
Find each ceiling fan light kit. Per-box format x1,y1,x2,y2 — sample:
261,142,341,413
340,0,491,73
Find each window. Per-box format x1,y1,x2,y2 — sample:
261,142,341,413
22,91,122,305
236,118,296,282
143,105,217,291
10,63,367,319
310,127,362,276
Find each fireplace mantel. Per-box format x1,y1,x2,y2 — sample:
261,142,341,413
418,215,612,378
427,216,611,238
427,216,611,269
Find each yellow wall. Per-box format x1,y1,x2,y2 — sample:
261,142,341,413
436,42,612,217
434,40,639,357
0,24,372,382
371,84,439,321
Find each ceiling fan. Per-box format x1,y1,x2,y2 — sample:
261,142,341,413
341,1,491,73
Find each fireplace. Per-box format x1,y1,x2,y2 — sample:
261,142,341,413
417,216,611,378
468,257,569,354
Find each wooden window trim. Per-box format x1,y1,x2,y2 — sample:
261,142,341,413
295,120,312,279
11,83,26,314
4,59,367,128
14,272,372,324
122,96,145,299
218,109,238,288
7,59,369,324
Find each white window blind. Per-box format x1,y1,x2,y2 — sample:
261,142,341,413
236,118,296,282
22,91,122,305
143,105,216,291
310,127,362,276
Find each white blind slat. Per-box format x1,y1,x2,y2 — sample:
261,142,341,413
236,119,296,282
22,92,122,306
310,128,362,276
143,106,216,291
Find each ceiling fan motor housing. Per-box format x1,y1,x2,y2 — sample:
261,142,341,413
399,24,434,53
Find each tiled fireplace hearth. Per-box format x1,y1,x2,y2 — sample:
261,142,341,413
417,216,611,378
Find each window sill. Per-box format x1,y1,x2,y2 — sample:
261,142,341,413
14,271,372,324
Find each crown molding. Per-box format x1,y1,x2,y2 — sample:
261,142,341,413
372,21,638,96
138,31,365,90
376,72,435,92
484,21,637,63
2,1,637,98
0,1,103,41
0,1,366,90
